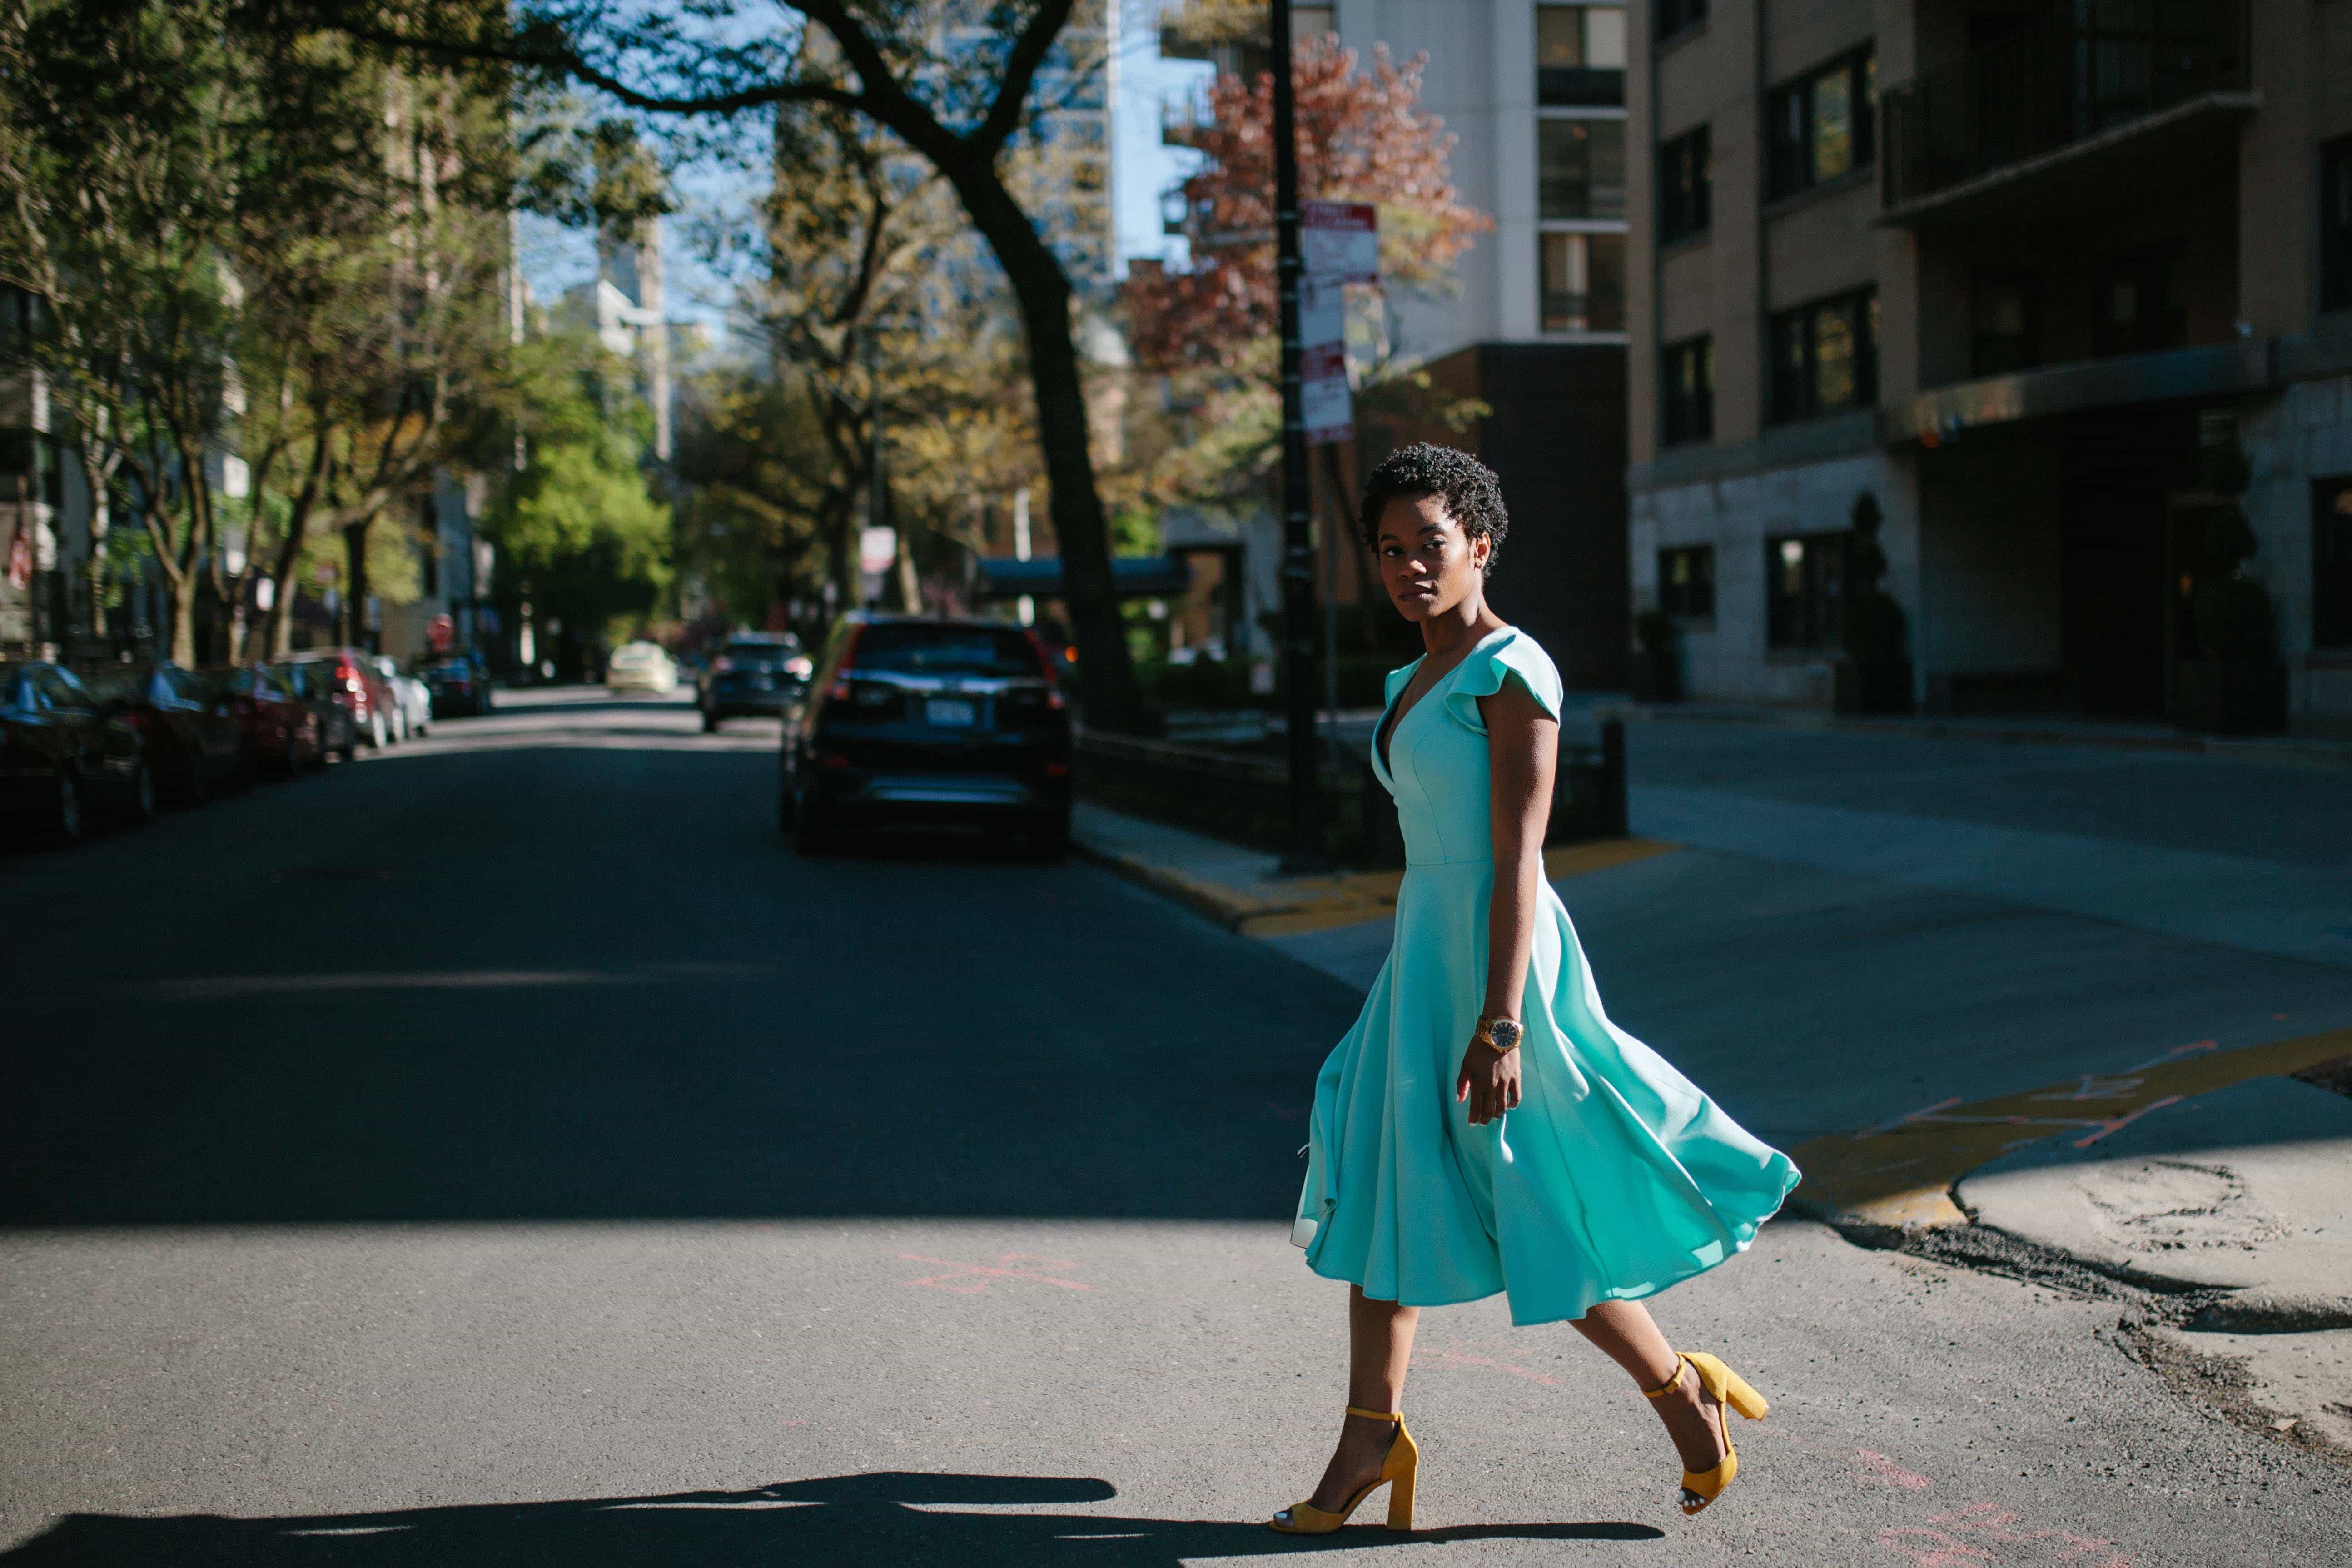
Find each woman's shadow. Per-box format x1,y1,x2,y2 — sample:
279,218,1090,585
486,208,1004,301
2,1472,1663,1565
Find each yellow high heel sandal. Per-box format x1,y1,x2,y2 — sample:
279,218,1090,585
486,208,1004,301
1644,1351,1768,1516
1268,1406,1418,1534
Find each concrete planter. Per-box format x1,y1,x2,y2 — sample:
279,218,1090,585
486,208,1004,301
2175,657,2287,736
1834,658,1914,716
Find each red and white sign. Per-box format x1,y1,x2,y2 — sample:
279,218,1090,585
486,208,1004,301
428,612,456,652
1300,201,1378,282
4,523,28,591
1299,273,1353,445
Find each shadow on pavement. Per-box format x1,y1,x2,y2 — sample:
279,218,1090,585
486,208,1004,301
0,1473,1661,1565
4,739,1367,1227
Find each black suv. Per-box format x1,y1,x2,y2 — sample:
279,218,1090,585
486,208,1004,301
781,615,1073,857
698,633,811,732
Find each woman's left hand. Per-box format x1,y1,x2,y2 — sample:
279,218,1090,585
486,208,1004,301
1456,1039,1522,1126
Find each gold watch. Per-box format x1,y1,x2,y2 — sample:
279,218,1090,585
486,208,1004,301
1474,1015,1523,1054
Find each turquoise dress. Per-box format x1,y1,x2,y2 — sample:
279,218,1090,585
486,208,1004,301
1293,627,1800,1326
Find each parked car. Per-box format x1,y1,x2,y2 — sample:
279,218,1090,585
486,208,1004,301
606,640,679,695
780,615,1072,857
415,651,493,718
372,655,432,740
200,663,324,776
281,649,398,749
265,657,361,762
79,660,247,805
0,660,156,841
699,633,811,731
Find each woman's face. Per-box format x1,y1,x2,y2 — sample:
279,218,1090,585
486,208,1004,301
1373,493,1489,624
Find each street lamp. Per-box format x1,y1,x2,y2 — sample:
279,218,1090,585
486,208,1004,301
1270,0,1325,871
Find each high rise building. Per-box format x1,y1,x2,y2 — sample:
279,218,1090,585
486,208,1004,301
1626,2,2352,731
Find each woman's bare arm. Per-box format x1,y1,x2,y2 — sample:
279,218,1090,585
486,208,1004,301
1455,677,1559,1125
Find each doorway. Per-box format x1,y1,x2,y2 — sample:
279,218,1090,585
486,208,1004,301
2056,408,2196,718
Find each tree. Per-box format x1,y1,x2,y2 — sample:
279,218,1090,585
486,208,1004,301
308,0,1155,730
0,0,252,665
482,329,672,674
1124,32,1489,373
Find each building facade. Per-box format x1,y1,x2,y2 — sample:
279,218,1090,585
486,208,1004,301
1626,1,2352,728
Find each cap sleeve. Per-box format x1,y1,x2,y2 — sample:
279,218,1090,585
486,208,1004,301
1442,630,1563,735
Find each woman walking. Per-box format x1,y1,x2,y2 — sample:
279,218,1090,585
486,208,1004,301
1273,445,1800,1534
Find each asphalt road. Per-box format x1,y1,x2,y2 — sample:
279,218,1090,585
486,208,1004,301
3,690,2347,1566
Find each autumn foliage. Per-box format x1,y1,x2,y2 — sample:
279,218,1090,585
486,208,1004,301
1124,37,1492,372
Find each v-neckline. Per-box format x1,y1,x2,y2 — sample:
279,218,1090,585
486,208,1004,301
1376,626,1510,777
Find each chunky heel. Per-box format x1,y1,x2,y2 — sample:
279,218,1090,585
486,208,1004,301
1384,1463,1416,1531
1270,1407,1420,1535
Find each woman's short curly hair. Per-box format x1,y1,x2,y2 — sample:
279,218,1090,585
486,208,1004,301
1357,443,1510,575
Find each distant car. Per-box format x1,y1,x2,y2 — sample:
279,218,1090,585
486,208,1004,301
200,663,324,777
79,660,246,805
780,614,1072,857
265,658,361,762
415,651,492,718
0,660,156,842
606,640,679,695
372,655,432,740
699,634,811,731
281,649,398,749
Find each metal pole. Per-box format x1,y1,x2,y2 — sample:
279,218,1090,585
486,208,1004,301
865,326,882,604
1271,0,1324,870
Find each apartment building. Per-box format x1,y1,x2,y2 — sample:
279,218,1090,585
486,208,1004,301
1627,1,2352,728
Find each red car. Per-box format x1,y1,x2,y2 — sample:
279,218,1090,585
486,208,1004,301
201,663,325,776
281,649,400,750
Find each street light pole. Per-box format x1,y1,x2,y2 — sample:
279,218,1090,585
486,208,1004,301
1270,0,1325,871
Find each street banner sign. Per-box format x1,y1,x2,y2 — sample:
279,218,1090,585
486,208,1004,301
1299,270,1353,446
1300,201,1378,282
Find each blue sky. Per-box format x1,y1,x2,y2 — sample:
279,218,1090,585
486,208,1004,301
523,6,1208,338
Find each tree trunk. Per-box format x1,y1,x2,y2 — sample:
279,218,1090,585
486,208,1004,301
166,558,199,667
940,162,1145,732
345,520,371,651
75,444,112,639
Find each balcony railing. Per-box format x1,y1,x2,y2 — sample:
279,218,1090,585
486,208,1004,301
1882,2,2249,212
1537,66,1625,110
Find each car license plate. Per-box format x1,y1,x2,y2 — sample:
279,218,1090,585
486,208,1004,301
925,698,977,727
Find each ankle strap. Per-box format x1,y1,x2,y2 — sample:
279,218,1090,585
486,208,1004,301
1345,1405,1402,1421
1641,1356,1689,1400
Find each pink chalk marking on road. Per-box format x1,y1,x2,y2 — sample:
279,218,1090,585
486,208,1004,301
1413,1340,1563,1387
2121,1038,2217,1074
1855,1449,1932,1489
2071,1094,2183,1149
1854,1098,1964,1139
1878,1504,2131,1568
2029,1075,2144,1103
898,1254,1092,1294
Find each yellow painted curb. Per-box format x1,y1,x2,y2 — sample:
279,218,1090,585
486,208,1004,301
1081,837,1683,940
1792,1025,2352,1234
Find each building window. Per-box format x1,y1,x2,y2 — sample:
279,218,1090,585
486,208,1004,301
1970,272,2038,377
1769,289,1879,424
1659,544,1715,619
1536,5,1627,108
1656,0,1706,40
2317,477,2352,648
1658,125,1711,244
1765,533,1847,650
1540,232,1626,332
1767,46,1875,202
1660,336,1713,445
2320,135,2351,314
2092,246,2186,357
1539,118,1626,220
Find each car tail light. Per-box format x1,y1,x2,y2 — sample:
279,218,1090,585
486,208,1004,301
713,656,734,672
818,751,852,769
1041,759,1070,778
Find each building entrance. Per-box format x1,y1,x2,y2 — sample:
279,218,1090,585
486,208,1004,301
2057,408,2196,718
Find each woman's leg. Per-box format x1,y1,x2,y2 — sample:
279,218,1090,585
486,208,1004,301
1570,1300,1728,1478
1305,1285,1421,1511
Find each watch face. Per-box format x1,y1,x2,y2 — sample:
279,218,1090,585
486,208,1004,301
1489,1020,1522,1048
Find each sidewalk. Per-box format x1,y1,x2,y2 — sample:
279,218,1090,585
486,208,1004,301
1602,698,2352,767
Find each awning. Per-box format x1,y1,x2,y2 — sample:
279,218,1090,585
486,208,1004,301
973,556,1193,600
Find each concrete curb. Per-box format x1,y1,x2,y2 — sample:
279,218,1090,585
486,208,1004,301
1599,701,2352,768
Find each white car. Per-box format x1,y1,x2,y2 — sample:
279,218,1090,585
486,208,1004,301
606,641,679,694
372,655,432,740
